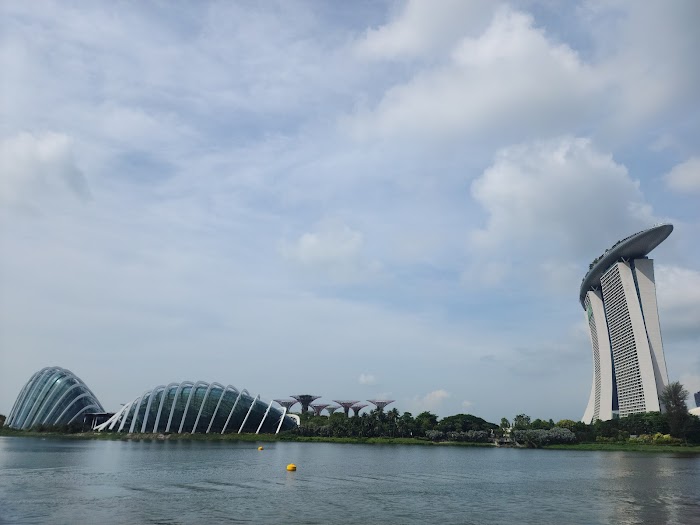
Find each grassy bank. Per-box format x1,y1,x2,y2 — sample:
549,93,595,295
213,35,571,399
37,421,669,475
0,428,488,446
2,427,698,452
544,442,700,453
0,427,283,442
277,435,493,446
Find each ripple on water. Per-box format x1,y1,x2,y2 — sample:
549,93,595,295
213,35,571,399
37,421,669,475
1,438,699,525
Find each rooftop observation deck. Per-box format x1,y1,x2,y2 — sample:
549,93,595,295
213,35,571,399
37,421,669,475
579,224,673,308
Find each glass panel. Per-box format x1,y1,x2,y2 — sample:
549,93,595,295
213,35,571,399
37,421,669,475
192,386,221,433
259,407,283,433
41,381,80,427
241,399,267,433
131,397,149,432
143,389,164,433
180,385,208,433
209,389,236,433
155,387,177,433
168,386,191,432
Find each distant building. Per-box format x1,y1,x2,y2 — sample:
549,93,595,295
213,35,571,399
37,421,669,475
694,391,700,408
580,225,672,423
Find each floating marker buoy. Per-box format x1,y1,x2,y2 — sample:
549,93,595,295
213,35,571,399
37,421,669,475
286,463,297,471
258,446,264,451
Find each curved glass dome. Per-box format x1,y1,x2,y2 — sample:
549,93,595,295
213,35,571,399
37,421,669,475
96,381,297,435
6,366,104,429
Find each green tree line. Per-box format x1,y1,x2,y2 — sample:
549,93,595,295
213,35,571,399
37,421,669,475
291,383,700,447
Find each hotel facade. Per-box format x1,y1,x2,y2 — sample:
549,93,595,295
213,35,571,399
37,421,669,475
580,225,672,423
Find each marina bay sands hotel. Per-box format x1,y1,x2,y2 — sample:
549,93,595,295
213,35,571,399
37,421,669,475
580,224,673,423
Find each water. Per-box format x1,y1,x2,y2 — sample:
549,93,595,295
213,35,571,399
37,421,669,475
1,437,699,525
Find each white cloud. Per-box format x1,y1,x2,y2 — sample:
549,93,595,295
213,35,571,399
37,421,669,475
664,157,700,193
348,7,598,142
283,222,362,265
412,389,450,413
461,400,474,410
0,132,90,206
355,0,494,61
280,220,382,283
358,373,377,385
350,1,700,149
469,137,656,285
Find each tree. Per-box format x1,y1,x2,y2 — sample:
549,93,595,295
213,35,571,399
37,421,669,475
500,418,511,434
531,418,553,430
555,419,578,431
619,412,668,435
512,414,531,430
415,411,438,435
437,414,498,433
397,412,416,437
660,382,690,439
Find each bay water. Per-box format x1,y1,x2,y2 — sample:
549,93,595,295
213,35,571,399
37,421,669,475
1,436,699,524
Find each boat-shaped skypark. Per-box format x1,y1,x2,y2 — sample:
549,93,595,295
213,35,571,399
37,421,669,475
580,224,673,423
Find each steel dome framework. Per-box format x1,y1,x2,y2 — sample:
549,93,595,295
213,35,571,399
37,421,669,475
6,366,104,430
95,381,296,435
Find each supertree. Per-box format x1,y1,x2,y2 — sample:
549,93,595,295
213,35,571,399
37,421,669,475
274,399,299,412
310,403,330,416
325,405,341,415
367,400,395,411
291,395,321,414
333,400,360,417
350,403,368,417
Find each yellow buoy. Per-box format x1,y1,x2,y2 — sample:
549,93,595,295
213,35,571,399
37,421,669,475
258,446,264,451
286,463,297,471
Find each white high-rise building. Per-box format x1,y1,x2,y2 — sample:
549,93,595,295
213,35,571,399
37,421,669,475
580,225,672,423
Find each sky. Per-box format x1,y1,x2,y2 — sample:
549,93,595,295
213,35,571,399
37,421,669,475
1,1,699,423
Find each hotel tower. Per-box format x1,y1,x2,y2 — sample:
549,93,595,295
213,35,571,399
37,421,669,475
580,225,672,423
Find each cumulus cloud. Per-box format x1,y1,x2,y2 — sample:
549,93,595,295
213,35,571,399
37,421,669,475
283,222,362,265
358,373,377,385
348,7,598,142
355,0,494,60
664,157,700,193
350,1,700,149
0,132,90,206
461,400,474,410
468,137,656,285
412,389,450,413
280,220,381,283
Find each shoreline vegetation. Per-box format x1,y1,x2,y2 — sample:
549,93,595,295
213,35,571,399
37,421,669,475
2,382,698,453
1,427,699,453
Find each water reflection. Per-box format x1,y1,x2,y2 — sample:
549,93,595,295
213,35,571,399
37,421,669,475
0,437,698,525
601,453,699,525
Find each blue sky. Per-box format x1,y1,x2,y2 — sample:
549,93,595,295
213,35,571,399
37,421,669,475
1,1,699,422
